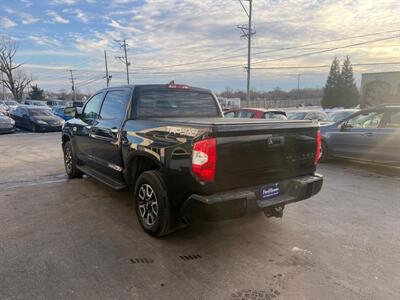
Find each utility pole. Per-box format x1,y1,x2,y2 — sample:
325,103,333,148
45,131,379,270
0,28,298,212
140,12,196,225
115,39,131,84
104,50,112,87
237,0,255,102
68,69,76,102
297,74,301,99
1,71,5,99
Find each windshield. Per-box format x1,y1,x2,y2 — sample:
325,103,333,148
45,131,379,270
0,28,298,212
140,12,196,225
287,112,307,120
28,109,54,117
33,101,46,106
137,90,219,118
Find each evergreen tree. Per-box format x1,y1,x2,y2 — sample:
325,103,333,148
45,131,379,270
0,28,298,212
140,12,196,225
322,57,341,108
28,84,44,100
340,56,359,108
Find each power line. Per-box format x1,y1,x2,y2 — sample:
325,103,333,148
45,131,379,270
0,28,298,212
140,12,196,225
132,28,400,71
76,77,104,88
251,34,400,67
252,61,400,70
117,34,400,75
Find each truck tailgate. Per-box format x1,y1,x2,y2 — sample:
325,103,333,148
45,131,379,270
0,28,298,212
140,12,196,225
213,121,319,190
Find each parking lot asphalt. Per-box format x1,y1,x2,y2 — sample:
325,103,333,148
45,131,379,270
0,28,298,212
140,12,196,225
0,133,399,300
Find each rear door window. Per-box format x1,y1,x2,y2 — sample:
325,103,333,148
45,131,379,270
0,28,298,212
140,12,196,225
100,90,130,121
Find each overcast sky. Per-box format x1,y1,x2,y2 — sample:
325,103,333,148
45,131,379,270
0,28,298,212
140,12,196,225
1,0,400,93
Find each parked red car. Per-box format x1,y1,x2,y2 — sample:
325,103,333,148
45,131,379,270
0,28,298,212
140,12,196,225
224,108,287,120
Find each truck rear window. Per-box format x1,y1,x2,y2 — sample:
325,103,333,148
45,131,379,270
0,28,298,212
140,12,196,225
137,90,219,118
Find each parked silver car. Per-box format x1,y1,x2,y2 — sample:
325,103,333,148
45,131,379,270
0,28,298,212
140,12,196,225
0,111,15,134
320,106,400,164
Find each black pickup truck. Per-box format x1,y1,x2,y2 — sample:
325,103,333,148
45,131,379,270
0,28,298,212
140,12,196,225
62,84,323,236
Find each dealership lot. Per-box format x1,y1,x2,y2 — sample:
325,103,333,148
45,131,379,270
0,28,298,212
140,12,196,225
0,133,399,299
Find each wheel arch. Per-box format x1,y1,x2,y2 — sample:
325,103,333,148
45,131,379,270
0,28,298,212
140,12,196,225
124,152,163,187
62,133,71,149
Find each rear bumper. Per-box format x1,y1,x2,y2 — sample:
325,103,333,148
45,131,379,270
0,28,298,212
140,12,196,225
180,174,323,221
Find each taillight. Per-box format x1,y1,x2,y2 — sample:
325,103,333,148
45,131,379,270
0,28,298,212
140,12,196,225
168,83,190,90
314,130,321,165
192,138,217,182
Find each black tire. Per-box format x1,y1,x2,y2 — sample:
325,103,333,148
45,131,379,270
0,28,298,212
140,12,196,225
134,170,173,237
63,141,83,178
319,141,329,163
31,123,36,132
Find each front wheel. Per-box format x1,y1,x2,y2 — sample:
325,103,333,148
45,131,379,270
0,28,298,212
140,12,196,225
134,170,173,237
63,141,83,178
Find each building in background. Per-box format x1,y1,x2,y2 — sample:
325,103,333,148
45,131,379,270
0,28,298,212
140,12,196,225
361,71,400,108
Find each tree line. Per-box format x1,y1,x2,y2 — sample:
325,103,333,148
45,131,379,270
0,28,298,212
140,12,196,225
322,56,359,108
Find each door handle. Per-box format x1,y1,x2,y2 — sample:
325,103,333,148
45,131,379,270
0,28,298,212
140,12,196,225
364,132,374,136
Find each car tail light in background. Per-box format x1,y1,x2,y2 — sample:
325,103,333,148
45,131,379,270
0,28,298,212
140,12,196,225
314,130,321,165
192,138,217,182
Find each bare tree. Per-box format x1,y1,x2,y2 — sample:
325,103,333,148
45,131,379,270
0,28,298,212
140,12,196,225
0,37,32,101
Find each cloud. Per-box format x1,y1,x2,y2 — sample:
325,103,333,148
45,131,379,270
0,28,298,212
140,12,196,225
28,34,61,47
109,19,142,33
50,0,77,4
20,0,33,7
0,17,17,29
47,11,69,24
8,0,400,92
75,9,89,23
21,13,40,25
111,0,136,4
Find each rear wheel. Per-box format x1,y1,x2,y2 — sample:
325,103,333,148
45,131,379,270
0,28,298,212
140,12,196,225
63,141,83,178
134,170,173,237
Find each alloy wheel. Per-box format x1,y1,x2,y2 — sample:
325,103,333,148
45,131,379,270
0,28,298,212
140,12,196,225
64,146,73,173
138,184,159,226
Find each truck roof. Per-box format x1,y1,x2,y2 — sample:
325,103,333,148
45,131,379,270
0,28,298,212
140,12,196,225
98,84,211,94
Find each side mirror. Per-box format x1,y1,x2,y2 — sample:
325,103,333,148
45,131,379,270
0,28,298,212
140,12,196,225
23,114,29,119
64,107,77,118
339,122,351,131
